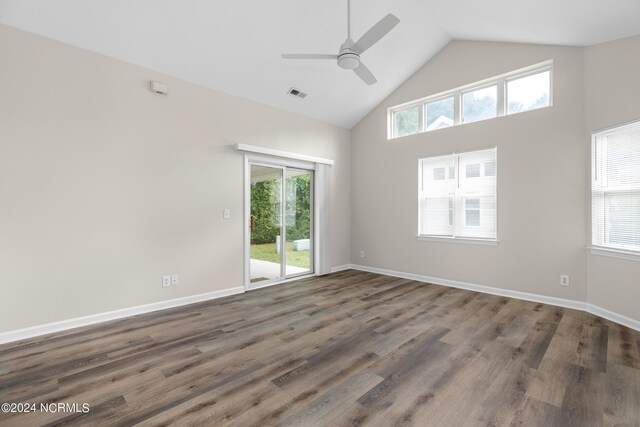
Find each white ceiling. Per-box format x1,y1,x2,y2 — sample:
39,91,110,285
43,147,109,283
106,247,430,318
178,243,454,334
1,0,639,129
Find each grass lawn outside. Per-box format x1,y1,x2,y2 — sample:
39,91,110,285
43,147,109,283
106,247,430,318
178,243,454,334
251,242,311,269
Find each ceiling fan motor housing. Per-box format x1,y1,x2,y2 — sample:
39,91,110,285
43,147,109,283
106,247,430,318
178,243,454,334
338,38,360,70
338,52,360,70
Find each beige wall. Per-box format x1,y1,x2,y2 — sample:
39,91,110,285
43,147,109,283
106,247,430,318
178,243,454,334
1,23,638,334
351,37,640,323
351,41,589,303
0,24,351,333
584,35,640,321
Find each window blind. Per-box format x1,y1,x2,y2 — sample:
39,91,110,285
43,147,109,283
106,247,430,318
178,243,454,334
420,147,497,239
592,120,640,251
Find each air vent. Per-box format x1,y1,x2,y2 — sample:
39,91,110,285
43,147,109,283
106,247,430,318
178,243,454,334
287,87,307,99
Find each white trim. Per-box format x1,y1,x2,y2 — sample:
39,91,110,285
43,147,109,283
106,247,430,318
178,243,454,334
3,266,638,345
416,235,499,246
247,274,315,291
243,155,251,290
247,156,315,172
0,286,245,345
244,157,317,289
347,264,640,331
330,264,352,273
350,264,585,310
233,143,334,165
588,246,640,262
591,116,640,135
315,164,332,275
586,303,640,332
388,60,553,140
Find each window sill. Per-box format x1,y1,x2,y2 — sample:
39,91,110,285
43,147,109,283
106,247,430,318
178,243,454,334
417,235,499,246
588,246,640,262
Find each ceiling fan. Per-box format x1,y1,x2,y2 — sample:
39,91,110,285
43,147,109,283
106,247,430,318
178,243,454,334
281,0,400,85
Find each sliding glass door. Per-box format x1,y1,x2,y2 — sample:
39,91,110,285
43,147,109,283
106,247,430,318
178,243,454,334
284,168,313,277
248,163,313,287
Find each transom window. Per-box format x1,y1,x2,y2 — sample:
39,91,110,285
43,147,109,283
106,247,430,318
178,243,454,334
592,120,640,253
389,61,552,139
419,147,497,240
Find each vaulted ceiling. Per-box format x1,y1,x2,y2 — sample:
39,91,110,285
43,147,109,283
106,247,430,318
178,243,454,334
1,0,639,128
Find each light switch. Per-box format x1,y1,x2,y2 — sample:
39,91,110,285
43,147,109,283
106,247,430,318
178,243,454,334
223,209,231,219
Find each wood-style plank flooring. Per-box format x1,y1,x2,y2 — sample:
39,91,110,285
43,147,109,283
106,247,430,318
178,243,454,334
0,270,639,426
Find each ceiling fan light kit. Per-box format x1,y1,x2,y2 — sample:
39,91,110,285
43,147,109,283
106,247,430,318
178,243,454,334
281,0,400,85
338,50,359,70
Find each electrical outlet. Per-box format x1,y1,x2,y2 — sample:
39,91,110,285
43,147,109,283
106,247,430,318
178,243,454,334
223,209,230,219
360,250,365,258
171,274,179,286
560,275,569,287
162,275,171,287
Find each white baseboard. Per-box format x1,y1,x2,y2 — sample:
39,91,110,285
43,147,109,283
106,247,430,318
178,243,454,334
2,265,637,346
348,264,640,331
0,286,245,345
330,264,353,273
586,303,640,332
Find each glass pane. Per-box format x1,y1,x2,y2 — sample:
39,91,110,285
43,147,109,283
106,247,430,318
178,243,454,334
465,198,481,227
605,193,640,249
460,196,496,237
484,161,496,176
422,197,454,235
285,168,313,276
466,198,480,209
250,165,282,283
465,210,480,227
394,105,420,137
605,128,640,187
466,164,480,178
507,70,550,114
425,97,454,131
462,86,497,124
421,155,455,192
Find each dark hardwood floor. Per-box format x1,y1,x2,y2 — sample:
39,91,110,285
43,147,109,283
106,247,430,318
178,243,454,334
0,270,639,426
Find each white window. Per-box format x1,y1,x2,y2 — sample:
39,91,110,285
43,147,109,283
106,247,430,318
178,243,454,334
506,70,551,114
592,120,640,253
393,105,420,138
462,85,497,124
388,61,552,139
425,97,454,131
419,147,497,240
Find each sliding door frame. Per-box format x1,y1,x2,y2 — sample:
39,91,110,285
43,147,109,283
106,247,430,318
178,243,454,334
244,154,316,290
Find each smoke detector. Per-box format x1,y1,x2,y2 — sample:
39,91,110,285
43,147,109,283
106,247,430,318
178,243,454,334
150,81,168,95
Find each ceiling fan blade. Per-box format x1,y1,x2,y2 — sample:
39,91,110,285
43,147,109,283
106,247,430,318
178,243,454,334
352,14,400,54
281,54,338,59
353,62,377,85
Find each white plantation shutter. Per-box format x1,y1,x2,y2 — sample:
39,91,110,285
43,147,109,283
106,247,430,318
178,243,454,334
419,148,497,239
592,121,640,251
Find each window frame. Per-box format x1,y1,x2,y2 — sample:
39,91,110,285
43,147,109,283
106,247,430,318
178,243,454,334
418,147,498,243
461,82,499,125
392,104,422,138
424,95,456,131
388,61,553,139
590,119,640,259
505,68,553,116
